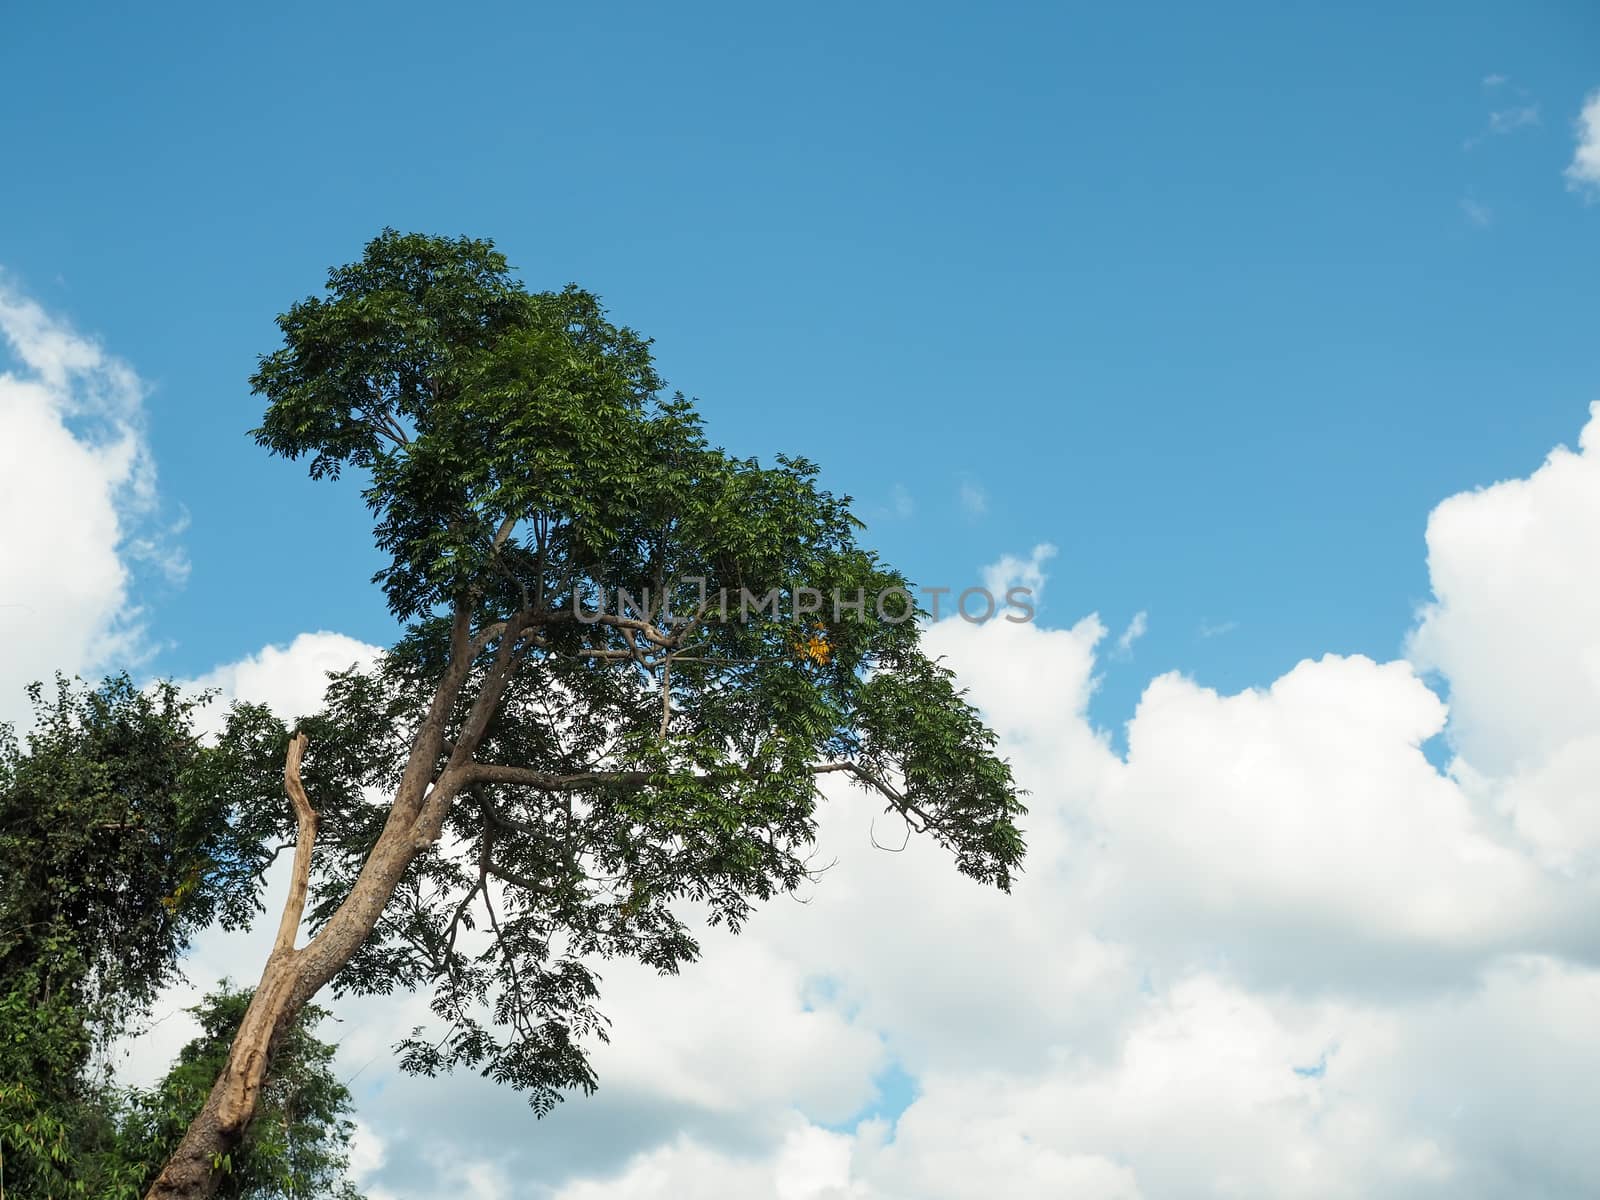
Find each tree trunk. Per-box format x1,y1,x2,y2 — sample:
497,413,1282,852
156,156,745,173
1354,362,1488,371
144,805,438,1197
140,957,305,1197
145,612,494,1199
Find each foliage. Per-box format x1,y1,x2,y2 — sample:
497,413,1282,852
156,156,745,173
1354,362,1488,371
0,948,125,1200
0,676,288,1035
242,229,1029,1113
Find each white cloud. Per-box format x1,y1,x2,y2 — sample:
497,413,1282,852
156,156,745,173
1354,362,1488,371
1101,654,1550,983
136,405,1600,1199
184,629,382,728
1460,195,1493,229
0,279,183,728
1113,610,1148,657
558,1116,1141,1200
544,953,1600,1200
1408,407,1600,775
980,541,1057,608
1566,89,1600,198
586,933,887,1122
1409,402,1600,872
553,1125,867,1200
957,478,987,517
348,1120,387,1181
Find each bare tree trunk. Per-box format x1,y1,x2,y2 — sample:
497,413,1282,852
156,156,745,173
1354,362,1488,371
140,959,307,1198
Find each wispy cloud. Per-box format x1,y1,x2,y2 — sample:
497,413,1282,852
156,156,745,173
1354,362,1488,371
958,478,988,518
1487,104,1540,135
890,482,914,519
1565,89,1600,199
1199,618,1239,639
980,543,1058,605
1463,77,1540,149
1113,610,1148,658
1460,195,1494,229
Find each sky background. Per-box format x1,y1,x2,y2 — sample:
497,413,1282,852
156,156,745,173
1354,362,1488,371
5,3,1600,1197
3,0,1597,730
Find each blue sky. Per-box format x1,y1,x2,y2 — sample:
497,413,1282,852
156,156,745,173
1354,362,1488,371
7,6,1600,1196
5,0,1597,736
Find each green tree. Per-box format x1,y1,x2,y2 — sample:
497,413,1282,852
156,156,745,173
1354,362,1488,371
0,677,360,1198
119,988,363,1200
0,951,117,1200
147,230,1028,1199
0,676,273,1199
0,677,279,1037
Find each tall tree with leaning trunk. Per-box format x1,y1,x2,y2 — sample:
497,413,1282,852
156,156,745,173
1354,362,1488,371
145,230,1028,1198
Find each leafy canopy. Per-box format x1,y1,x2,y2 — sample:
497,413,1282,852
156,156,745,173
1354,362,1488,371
247,229,1027,1113
0,677,286,1054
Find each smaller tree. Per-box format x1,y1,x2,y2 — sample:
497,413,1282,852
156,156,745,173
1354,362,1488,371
0,675,340,1197
0,676,287,1043
118,987,365,1200
0,941,129,1199
0,677,271,1198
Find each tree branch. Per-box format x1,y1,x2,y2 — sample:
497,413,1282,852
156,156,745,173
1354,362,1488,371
271,732,319,959
410,612,539,848
833,762,941,835
468,764,659,790
471,620,509,651
483,857,557,897
466,759,861,791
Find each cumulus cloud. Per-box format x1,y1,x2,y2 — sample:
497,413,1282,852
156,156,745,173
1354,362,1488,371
1565,90,1600,197
1102,655,1552,988
183,629,383,728
137,406,1600,1199
553,1126,870,1200
1409,402,1600,872
559,955,1600,1200
523,404,1600,1198
0,279,182,728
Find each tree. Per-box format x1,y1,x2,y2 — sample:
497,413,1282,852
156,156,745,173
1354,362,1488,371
0,952,113,1200
0,676,274,1198
0,677,279,1039
0,676,349,1198
146,230,1027,1198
